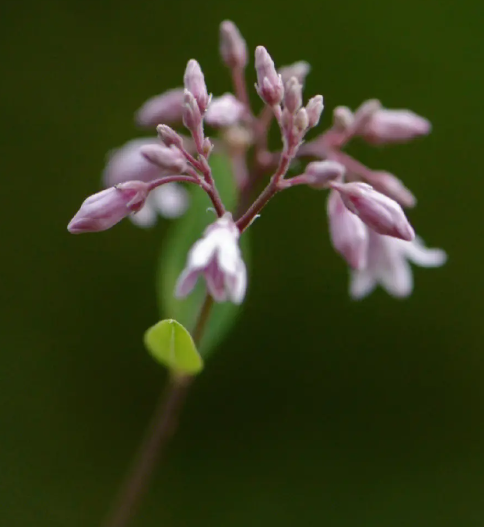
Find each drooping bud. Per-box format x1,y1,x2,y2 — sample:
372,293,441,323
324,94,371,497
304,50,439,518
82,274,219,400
279,61,311,86
283,77,303,114
254,46,284,106
175,213,247,304
333,106,354,131
156,124,185,149
330,181,415,241
135,88,185,128
359,109,431,145
182,89,203,132
363,170,416,208
205,93,245,127
139,144,187,173
306,95,324,128
219,20,248,69
304,161,345,189
68,181,150,234
327,190,369,270
183,59,210,113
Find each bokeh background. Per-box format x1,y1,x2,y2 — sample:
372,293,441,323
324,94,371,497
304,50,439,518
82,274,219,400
2,0,483,525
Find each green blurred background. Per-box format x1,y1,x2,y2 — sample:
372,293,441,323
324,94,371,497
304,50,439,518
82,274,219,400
1,0,482,525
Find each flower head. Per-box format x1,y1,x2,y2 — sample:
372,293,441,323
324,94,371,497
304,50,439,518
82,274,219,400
350,231,447,299
175,213,247,304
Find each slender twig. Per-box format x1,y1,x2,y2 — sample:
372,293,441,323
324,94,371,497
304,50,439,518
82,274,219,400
101,295,215,527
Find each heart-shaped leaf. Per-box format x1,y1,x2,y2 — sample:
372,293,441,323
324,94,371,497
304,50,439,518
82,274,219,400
144,319,203,374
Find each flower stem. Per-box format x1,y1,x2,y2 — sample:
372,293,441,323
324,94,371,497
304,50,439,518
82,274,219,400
101,295,214,527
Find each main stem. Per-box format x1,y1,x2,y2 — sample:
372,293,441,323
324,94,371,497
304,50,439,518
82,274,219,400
101,294,214,527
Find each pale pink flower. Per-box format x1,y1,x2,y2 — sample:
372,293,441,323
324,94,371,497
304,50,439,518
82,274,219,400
130,183,189,227
327,190,369,270
68,181,149,234
135,88,185,128
205,94,245,127
360,109,431,145
279,61,311,86
305,161,345,189
102,139,189,225
306,95,324,128
350,231,447,299
331,182,415,241
176,213,247,304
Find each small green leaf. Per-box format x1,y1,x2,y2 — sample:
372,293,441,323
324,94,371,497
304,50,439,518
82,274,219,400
144,319,203,375
157,153,250,358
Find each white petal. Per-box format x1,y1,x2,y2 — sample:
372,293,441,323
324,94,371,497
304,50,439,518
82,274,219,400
175,269,201,298
204,258,228,302
377,254,413,297
130,202,158,228
350,269,377,299
227,259,247,304
187,236,218,270
402,236,447,268
151,184,190,219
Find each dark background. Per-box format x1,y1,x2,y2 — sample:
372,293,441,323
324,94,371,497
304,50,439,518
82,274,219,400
1,0,482,525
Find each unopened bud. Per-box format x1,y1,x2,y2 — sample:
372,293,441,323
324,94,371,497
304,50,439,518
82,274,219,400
306,95,324,128
184,59,210,113
205,93,245,127
305,161,345,189
331,181,415,241
284,77,303,114
219,20,248,69
140,144,187,173
294,107,309,132
351,99,381,133
182,89,203,132
156,124,185,149
202,138,213,157
255,46,284,106
364,170,416,208
135,88,185,128
68,181,150,234
333,106,354,131
279,61,311,86
360,109,431,145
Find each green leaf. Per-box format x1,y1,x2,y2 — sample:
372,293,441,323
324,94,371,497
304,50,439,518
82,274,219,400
157,153,249,358
144,319,203,374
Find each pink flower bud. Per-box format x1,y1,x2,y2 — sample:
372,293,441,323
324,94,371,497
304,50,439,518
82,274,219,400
364,170,416,208
183,59,210,113
139,144,187,173
294,107,309,132
135,88,185,128
351,99,381,133
102,139,161,187
305,161,345,189
283,77,303,114
360,109,431,145
333,106,354,131
279,61,311,86
327,190,369,270
306,95,324,128
331,181,415,241
219,20,248,69
182,89,203,131
68,181,149,234
205,93,245,127
255,46,284,106
175,213,247,304
156,124,185,149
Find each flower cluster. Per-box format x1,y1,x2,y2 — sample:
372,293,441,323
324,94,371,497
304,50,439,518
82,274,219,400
68,20,445,302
